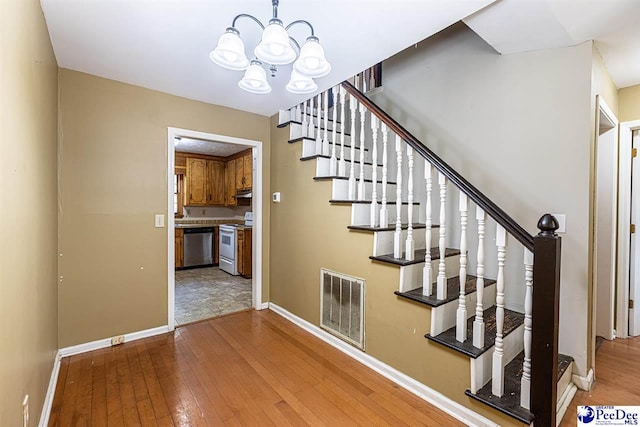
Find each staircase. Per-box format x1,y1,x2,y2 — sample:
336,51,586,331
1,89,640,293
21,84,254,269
276,76,575,426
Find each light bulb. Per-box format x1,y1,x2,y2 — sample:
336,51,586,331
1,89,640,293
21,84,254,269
223,51,238,62
305,57,320,70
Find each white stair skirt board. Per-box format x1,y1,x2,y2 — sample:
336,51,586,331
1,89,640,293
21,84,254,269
268,303,499,427
470,324,524,394
572,368,594,391
398,256,460,293
374,228,437,257
351,202,419,227
430,283,497,337
58,325,170,358
556,364,578,427
316,156,382,179
332,179,396,201
38,351,62,427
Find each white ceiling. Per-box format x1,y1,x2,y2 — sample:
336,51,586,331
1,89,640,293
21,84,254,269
40,0,495,117
175,137,249,157
463,0,640,89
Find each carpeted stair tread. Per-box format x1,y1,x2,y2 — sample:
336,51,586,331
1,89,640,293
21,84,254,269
370,247,460,267
394,275,497,308
425,306,524,358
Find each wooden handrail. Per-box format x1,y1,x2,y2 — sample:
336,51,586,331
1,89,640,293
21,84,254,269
341,80,534,250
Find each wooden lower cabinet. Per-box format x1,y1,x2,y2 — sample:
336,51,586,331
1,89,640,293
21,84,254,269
213,226,219,265
175,228,184,268
237,228,252,278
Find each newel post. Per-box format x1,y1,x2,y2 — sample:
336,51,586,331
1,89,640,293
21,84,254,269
530,214,561,427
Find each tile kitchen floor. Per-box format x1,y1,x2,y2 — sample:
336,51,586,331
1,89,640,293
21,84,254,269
174,266,252,326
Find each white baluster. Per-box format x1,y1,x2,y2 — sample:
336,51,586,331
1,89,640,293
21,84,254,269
295,104,302,123
339,86,347,177
436,173,447,300
393,135,403,258
492,225,507,397
456,193,468,342
315,94,322,154
369,115,379,227
380,123,389,227
330,87,338,176
405,145,414,261
289,106,295,122
301,99,308,138
521,248,534,409
307,98,315,139
348,94,357,200
473,207,486,349
422,162,433,296
322,91,330,156
357,102,366,201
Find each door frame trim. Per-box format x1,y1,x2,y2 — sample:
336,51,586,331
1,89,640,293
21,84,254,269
617,119,640,338
167,127,264,331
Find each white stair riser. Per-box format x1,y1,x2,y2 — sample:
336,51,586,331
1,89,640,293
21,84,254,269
332,179,396,201
398,256,460,293
302,139,364,161
279,109,340,130
373,227,439,257
316,157,382,178
290,123,351,144
470,323,524,394
351,203,418,227
430,283,497,336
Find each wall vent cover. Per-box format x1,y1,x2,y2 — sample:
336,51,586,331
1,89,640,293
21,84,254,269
320,268,365,349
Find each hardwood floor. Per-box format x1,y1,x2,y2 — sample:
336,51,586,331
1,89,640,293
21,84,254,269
49,309,464,426
560,336,640,427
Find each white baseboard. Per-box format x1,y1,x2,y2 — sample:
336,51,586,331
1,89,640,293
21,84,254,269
259,302,270,310
556,382,578,427
38,350,61,427
572,369,594,391
268,303,499,427
58,325,170,357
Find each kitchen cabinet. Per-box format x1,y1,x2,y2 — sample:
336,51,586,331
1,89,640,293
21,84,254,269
175,228,184,268
225,159,237,206
237,228,252,279
236,152,252,191
213,226,219,265
186,157,225,206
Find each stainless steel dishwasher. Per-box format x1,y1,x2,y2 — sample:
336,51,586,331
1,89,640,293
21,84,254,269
182,227,214,268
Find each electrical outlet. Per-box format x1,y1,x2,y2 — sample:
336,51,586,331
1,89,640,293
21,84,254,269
22,394,29,427
111,335,125,346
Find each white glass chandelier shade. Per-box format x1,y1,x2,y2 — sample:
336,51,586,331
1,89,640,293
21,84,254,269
210,28,250,71
254,19,296,65
286,70,317,94
294,36,331,78
238,60,272,94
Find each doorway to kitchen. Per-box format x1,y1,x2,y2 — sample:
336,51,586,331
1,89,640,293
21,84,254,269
167,127,264,330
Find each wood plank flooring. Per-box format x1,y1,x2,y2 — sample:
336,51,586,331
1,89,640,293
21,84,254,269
559,336,640,427
49,309,464,426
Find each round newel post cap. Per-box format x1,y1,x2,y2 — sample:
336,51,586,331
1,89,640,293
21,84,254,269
537,214,559,236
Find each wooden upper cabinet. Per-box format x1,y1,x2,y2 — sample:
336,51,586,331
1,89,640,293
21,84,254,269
243,153,252,190
235,157,244,191
186,158,207,205
207,160,225,206
225,159,237,206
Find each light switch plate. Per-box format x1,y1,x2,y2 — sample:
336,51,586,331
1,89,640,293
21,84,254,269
155,214,165,228
552,213,566,233
272,192,281,203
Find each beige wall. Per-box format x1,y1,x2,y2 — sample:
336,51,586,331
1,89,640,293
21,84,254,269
58,69,270,347
619,84,640,122
0,0,59,425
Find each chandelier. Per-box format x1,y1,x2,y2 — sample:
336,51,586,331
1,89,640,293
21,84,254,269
209,0,331,95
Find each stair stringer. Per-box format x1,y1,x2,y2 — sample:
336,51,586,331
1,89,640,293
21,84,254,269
430,283,497,336
470,324,525,394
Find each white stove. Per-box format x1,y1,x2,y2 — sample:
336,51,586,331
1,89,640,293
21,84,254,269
219,212,252,275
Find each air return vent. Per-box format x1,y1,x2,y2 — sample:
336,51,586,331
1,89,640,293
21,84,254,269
320,269,365,349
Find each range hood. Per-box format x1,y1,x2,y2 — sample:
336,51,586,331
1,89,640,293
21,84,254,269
234,189,252,199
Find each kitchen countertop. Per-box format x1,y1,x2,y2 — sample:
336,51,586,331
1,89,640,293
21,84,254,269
175,218,244,228
175,223,218,229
